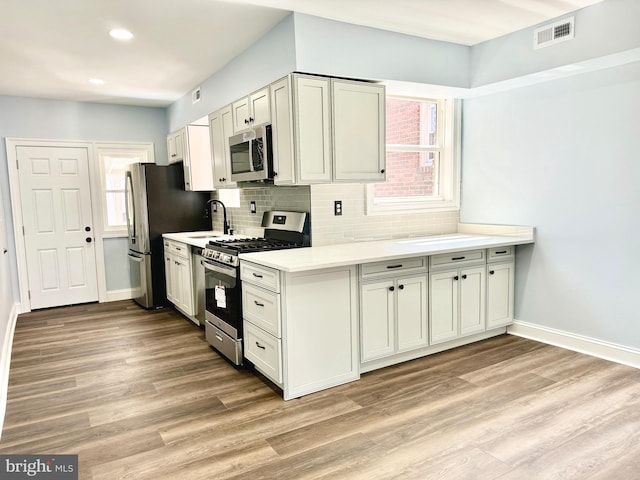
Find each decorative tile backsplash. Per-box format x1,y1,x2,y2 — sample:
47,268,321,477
309,184,459,246
210,183,459,245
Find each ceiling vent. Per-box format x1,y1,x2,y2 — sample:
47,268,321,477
192,86,202,104
533,16,574,49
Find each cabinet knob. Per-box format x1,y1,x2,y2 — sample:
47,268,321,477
462,274,468,280
454,275,459,281
398,284,404,290
85,237,92,243
389,286,395,292
380,169,385,174
489,270,495,275
244,119,250,124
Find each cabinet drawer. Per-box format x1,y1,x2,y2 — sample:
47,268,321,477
244,322,282,384
429,250,485,269
241,262,280,292
488,246,514,263
360,257,427,279
243,283,281,337
167,240,189,259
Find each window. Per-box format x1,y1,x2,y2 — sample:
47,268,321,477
95,143,154,235
366,96,460,214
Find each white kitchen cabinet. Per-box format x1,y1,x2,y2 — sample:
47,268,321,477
271,73,386,185
209,105,236,188
163,239,195,318
242,261,359,400
167,129,185,164
429,266,486,344
486,261,515,329
332,79,386,182
232,87,270,133
361,274,428,362
182,124,214,191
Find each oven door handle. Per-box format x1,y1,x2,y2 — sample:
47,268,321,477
202,259,237,278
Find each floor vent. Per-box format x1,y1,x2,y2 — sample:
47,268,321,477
533,16,574,49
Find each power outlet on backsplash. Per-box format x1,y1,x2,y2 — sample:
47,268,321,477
250,201,257,214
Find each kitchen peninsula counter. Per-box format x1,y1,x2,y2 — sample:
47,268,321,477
239,224,535,272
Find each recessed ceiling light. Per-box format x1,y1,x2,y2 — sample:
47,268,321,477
109,28,133,41
89,78,105,85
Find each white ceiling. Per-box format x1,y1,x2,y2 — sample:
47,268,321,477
0,0,604,107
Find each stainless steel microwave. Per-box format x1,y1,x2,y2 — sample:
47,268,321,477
229,124,274,183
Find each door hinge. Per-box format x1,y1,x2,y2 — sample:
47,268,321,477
22,226,25,235
16,159,19,170
28,290,31,300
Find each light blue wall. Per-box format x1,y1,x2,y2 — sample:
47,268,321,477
0,95,168,302
470,0,640,87
167,14,297,131
293,13,470,87
461,61,640,349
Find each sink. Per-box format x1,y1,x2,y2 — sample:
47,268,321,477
396,234,474,246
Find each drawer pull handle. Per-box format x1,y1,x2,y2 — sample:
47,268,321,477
495,250,508,255
252,273,264,278
386,264,403,269
215,334,223,342
255,341,266,350
254,301,265,307
451,256,465,261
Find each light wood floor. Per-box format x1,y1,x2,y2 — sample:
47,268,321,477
2,300,640,479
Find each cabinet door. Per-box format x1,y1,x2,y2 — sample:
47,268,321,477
459,266,486,337
174,256,194,315
361,280,395,362
487,262,514,329
173,130,185,162
396,275,428,352
210,106,236,188
183,125,213,191
429,271,458,344
332,80,386,182
164,251,174,303
232,97,250,133
270,76,295,184
250,87,270,126
293,75,332,183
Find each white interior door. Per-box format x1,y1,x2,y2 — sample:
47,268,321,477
17,145,98,309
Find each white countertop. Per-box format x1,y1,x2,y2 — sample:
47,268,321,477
162,230,228,248
239,228,535,273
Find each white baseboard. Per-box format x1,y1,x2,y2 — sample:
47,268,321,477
105,288,133,303
508,320,640,369
0,303,20,439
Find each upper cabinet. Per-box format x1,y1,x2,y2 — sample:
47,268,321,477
269,73,385,185
167,121,214,191
167,129,185,164
332,79,386,182
209,105,237,189
232,87,271,133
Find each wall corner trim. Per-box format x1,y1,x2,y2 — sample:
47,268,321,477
0,303,20,439
508,320,640,369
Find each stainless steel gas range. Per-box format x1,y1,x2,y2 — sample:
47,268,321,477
202,211,309,365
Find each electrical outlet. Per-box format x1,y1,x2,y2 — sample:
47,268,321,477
334,200,343,216
250,201,257,214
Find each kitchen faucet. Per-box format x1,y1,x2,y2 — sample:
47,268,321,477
206,199,230,235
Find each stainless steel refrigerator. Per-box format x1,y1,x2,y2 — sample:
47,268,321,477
125,162,210,309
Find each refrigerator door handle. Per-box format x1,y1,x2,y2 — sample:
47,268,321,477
127,253,144,263
125,170,136,243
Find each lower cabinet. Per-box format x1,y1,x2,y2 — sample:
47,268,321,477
163,240,195,317
242,262,359,400
429,266,486,345
486,261,515,329
361,274,428,362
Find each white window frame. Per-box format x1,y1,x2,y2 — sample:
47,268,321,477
366,97,461,215
93,142,154,238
